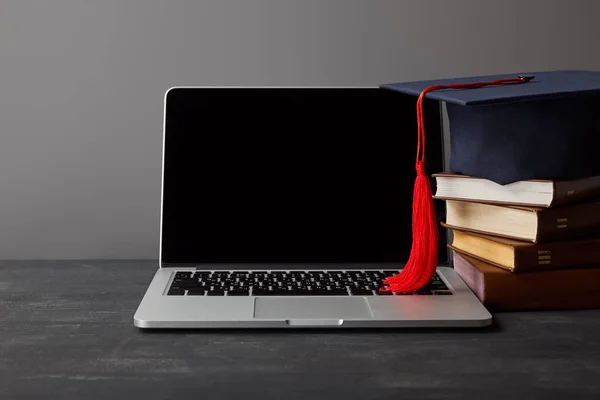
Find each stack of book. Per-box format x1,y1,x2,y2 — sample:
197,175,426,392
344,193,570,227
433,172,600,311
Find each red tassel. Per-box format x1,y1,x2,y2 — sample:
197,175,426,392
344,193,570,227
381,75,533,293
381,160,438,293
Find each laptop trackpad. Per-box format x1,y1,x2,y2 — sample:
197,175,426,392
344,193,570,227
254,297,373,320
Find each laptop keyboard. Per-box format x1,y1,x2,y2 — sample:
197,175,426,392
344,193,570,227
166,270,452,296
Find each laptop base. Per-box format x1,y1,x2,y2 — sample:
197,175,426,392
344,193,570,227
134,266,492,329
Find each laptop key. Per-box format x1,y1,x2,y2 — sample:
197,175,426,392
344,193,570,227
350,288,374,296
414,290,432,295
177,280,203,289
291,289,311,296
252,288,274,296
430,282,449,290
207,289,225,296
167,289,185,296
309,289,347,296
187,289,206,296
228,289,250,296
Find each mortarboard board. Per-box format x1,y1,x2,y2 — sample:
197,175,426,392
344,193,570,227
377,70,600,293
381,70,600,185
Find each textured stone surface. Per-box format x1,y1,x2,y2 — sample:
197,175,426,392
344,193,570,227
1,260,599,399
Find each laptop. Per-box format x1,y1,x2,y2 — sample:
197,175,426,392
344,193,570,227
133,86,492,329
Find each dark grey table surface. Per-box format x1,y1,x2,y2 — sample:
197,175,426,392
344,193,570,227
1,260,600,400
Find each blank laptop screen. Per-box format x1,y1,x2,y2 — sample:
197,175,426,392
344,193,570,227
161,87,446,265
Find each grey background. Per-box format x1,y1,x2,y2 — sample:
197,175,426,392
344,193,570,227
2,0,600,260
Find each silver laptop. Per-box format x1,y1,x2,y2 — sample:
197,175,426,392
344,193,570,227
133,86,492,329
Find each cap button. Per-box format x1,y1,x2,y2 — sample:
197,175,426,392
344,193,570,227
518,75,535,82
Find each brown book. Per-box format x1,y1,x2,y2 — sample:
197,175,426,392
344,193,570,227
444,199,600,243
433,172,600,207
447,228,600,272
452,250,600,311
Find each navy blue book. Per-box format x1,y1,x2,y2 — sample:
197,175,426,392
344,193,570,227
381,70,600,185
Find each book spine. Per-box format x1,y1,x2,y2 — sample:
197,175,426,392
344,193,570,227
514,240,600,271
484,276,600,312
551,176,600,207
536,201,600,243
454,252,600,311
448,244,515,271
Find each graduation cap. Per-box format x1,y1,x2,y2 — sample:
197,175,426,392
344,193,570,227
377,70,600,293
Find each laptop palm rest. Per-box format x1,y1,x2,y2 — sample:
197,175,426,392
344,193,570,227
254,297,374,324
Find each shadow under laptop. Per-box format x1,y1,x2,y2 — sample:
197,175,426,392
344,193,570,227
135,320,502,335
